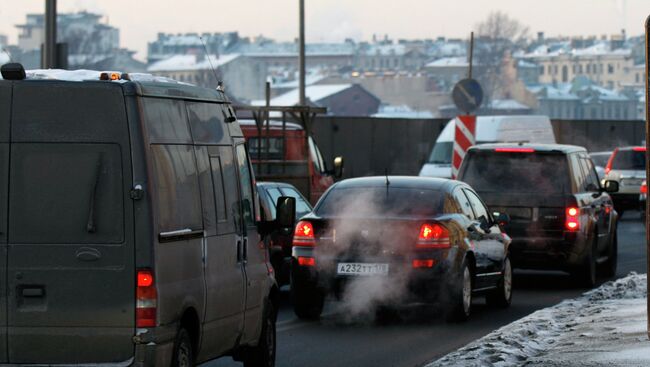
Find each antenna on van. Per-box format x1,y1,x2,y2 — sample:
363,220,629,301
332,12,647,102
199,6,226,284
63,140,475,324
2,48,13,63
384,168,390,186
199,36,222,89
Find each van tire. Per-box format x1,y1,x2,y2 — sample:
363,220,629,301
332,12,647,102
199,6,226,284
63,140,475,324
243,302,276,367
291,283,324,320
171,328,194,367
486,257,513,308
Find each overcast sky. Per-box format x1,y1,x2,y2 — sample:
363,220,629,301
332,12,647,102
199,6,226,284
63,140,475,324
0,0,647,59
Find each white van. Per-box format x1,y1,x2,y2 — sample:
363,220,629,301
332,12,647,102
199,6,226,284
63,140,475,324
419,115,556,178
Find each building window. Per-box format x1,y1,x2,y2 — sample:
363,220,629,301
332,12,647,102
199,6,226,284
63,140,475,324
548,65,552,74
607,64,614,74
586,64,590,74
553,65,558,75
578,64,583,73
562,65,569,83
540,66,545,75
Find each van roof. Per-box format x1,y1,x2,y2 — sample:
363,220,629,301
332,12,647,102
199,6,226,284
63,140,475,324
436,115,554,143
469,143,586,154
1,69,230,104
238,119,304,131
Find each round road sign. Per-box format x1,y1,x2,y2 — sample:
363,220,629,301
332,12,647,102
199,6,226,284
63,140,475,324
452,78,484,114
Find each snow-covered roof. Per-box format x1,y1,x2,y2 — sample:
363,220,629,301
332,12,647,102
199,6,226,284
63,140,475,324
517,59,538,68
147,54,239,72
252,84,353,106
523,40,631,59
361,44,409,56
489,99,531,110
372,105,434,118
234,42,355,57
272,74,327,89
425,57,468,68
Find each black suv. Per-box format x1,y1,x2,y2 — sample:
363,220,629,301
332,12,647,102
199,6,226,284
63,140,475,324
457,144,619,287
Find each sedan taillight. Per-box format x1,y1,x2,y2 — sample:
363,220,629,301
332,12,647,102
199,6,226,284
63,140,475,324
416,223,450,248
293,221,316,246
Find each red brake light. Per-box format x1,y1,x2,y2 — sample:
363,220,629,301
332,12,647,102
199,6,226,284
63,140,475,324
605,149,617,174
136,269,157,328
412,259,435,268
494,147,535,153
298,256,316,267
417,223,450,248
293,221,315,246
566,207,580,231
641,183,647,194
633,147,646,152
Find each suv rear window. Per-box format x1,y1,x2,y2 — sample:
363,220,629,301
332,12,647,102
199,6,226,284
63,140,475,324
460,151,571,194
316,187,443,217
612,150,645,170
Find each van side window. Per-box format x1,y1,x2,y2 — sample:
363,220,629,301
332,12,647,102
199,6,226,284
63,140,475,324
210,156,230,232
186,102,227,145
235,144,256,227
217,146,240,234
9,143,124,244
142,98,192,144
194,146,217,237
150,144,203,233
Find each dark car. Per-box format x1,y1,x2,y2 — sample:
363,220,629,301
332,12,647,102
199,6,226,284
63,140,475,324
458,143,619,287
604,146,646,215
290,176,512,322
258,182,314,285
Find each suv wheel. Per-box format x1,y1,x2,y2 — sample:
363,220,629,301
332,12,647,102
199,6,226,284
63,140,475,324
576,235,597,288
446,262,472,322
171,328,194,367
291,281,324,319
601,231,618,278
243,302,276,367
486,257,513,308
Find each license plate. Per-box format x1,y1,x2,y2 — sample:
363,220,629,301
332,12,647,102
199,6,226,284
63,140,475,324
336,263,389,276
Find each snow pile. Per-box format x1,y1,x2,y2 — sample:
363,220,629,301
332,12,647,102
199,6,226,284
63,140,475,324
429,273,647,367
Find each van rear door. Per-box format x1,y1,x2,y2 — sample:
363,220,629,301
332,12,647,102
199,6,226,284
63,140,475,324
7,83,134,364
0,82,10,363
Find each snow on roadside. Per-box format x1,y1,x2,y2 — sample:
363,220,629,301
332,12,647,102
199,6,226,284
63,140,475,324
428,273,647,367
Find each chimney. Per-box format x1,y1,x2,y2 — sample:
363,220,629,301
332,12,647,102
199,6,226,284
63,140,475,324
537,31,545,43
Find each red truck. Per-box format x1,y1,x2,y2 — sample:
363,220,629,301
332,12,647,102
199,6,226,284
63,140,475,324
239,119,343,204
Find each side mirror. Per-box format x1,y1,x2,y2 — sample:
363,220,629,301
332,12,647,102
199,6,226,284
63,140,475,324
494,212,510,227
333,156,344,178
275,196,296,229
478,215,491,233
604,180,619,193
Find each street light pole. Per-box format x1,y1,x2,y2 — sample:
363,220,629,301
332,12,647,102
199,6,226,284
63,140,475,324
298,0,306,106
43,0,57,69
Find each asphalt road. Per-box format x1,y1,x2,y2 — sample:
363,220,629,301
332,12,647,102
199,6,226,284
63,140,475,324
208,213,646,367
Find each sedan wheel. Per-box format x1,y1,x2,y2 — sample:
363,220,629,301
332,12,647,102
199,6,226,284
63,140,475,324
446,262,472,322
486,257,513,308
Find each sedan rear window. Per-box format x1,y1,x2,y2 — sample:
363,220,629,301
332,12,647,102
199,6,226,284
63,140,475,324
316,187,443,217
612,150,645,170
461,151,570,194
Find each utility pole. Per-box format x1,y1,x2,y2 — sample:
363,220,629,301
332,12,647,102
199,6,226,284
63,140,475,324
298,0,306,105
644,13,650,340
43,0,57,69
468,32,474,80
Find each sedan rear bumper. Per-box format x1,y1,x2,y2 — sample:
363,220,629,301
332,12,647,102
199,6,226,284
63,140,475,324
509,232,589,270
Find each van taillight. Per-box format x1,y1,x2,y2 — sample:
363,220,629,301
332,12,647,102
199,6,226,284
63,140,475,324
136,269,157,328
605,149,617,175
566,207,580,231
293,221,315,246
416,223,450,248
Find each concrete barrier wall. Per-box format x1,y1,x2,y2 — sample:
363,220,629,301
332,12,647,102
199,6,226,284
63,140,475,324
311,117,646,179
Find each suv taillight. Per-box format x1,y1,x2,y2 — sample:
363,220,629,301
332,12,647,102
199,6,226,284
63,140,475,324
641,182,647,194
566,207,580,231
293,221,315,246
605,149,617,175
136,269,157,328
416,223,450,248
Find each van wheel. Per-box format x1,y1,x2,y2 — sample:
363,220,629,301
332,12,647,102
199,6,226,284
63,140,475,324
243,302,276,367
601,232,618,278
171,328,194,367
445,262,472,322
576,236,597,288
291,282,324,320
486,257,513,308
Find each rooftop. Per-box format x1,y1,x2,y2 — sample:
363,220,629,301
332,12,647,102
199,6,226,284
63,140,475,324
147,54,240,72
252,84,353,106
